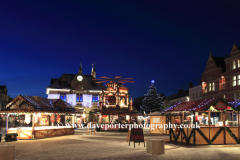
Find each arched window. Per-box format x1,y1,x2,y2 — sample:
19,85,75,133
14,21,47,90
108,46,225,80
209,83,212,92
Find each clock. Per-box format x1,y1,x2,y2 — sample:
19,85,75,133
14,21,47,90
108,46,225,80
77,75,83,81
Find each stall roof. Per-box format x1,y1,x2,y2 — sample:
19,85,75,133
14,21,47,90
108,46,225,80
5,95,82,113
165,98,219,112
229,100,240,110
147,111,163,116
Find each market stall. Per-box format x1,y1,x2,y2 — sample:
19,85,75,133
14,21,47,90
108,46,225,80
0,95,82,140
165,98,239,145
148,111,168,134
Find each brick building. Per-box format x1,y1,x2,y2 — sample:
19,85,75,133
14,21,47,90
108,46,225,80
202,44,240,101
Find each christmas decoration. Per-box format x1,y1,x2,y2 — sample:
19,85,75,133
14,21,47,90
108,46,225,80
140,82,164,114
57,115,61,123
51,114,55,123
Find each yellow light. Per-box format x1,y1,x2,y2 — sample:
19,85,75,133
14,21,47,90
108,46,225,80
83,114,86,117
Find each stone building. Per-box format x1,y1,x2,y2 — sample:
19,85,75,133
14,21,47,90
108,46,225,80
201,44,240,101
189,81,202,101
0,85,9,111
46,64,106,123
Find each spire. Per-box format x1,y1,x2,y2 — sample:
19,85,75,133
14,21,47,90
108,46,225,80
91,62,96,78
79,62,82,73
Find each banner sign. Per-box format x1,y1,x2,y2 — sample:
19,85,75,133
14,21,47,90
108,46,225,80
129,128,145,148
215,101,227,110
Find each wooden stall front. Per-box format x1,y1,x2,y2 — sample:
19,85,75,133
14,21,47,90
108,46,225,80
166,98,240,145
148,111,169,134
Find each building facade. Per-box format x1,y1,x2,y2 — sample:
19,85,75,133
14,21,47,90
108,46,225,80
0,85,9,111
189,84,202,101
46,64,106,123
202,44,240,101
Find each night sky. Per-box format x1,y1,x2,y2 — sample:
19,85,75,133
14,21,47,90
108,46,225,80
1,0,240,99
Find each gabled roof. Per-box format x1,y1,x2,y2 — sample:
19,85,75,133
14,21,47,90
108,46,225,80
0,85,7,90
47,74,106,90
6,95,75,111
212,56,226,72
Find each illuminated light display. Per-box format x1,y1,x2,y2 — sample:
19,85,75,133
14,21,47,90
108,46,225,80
82,94,92,107
151,80,155,84
66,94,76,106
25,114,31,124
47,94,60,99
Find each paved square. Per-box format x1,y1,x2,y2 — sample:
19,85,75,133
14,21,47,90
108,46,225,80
0,129,240,160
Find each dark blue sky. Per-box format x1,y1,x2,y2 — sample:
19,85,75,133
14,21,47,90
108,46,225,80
1,0,240,99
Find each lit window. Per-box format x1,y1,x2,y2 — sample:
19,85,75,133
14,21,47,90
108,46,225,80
223,95,226,99
205,86,207,93
238,60,240,68
92,94,98,102
233,76,237,86
60,93,66,101
76,93,83,102
238,75,240,85
212,82,215,91
209,83,212,92
233,61,236,69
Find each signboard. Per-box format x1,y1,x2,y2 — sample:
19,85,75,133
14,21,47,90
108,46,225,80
215,101,227,110
129,128,145,148
152,118,160,123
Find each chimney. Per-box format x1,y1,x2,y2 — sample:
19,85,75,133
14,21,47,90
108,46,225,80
32,96,41,102
189,82,193,88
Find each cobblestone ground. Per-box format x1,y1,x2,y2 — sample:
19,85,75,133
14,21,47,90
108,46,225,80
0,129,240,160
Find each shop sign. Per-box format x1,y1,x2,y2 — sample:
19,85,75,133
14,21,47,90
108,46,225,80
129,128,145,147
215,101,227,110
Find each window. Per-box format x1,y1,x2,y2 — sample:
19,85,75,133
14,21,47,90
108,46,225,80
238,75,240,85
60,93,66,101
234,93,237,100
233,61,236,69
212,82,215,91
238,60,240,68
209,83,212,92
223,95,226,99
92,94,98,102
205,86,207,93
76,93,83,102
233,76,237,86
196,92,198,98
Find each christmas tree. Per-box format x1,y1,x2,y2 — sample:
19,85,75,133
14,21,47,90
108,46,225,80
140,81,164,114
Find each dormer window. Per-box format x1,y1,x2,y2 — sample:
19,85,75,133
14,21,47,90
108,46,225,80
233,61,236,69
